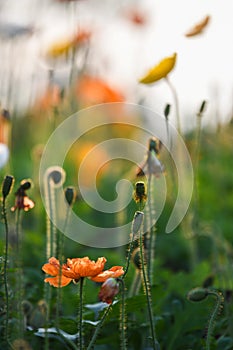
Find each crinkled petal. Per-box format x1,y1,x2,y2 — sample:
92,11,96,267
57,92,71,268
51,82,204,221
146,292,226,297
91,266,124,283
42,257,60,276
44,275,72,287
72,257,107,277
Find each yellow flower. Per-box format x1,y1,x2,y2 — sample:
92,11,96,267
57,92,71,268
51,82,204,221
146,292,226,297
139,53,177,84
185,15,210,37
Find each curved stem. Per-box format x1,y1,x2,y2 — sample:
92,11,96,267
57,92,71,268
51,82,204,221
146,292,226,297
206,291,224,350
165,77,181,134
87,305,112,350
2,198,9,348
139,221,158,349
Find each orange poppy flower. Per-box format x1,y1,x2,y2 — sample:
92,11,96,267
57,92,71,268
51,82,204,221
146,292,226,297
75,75,125,106
185,15,210,37
42,256,124,287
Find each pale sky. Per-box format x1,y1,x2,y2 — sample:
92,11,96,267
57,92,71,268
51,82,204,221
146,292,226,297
0,0,232,131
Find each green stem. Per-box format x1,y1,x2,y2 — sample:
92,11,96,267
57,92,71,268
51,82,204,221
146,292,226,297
15,209,24,338
165,77,181,134
78,277,84,350
2,198,9,348
119,278,127,349
139,222,159,349
56,206,70,327
87,305,112,350
147,174,155,284
123,230,135,280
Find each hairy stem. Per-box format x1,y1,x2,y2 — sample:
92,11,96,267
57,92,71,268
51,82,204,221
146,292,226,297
78,277,84,350
206,291,224,350
2,198,10,348
139,221,159,349
119,278,127,349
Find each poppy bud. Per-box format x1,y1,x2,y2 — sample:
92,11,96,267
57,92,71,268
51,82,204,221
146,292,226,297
198,100,207,116
134,181,147,204
2,175,14,199
164,103,171,120
187,287,208,302
149,138,157,152
99,278,119,304
65,186,76,206
20,179,32,190
46,166,66,188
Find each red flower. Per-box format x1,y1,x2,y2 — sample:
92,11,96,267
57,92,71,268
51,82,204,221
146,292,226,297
98,278,120,304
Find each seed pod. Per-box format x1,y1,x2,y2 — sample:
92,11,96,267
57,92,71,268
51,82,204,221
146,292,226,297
2,175,14,199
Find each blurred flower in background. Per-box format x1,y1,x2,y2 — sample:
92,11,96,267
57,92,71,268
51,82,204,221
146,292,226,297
75,75,125,106
185,15,210,37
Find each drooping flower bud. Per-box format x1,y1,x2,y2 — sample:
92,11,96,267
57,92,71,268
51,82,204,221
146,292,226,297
187,287,208,302
98,278,120,304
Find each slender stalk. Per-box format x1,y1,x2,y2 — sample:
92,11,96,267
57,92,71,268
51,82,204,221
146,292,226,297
139,220,159,349
56,205,71,327
118,278,127,349
165,76,181,134
78,277,84,350
15,209,24,339
2,197,10,348
147,174,155,284
87,305,112,350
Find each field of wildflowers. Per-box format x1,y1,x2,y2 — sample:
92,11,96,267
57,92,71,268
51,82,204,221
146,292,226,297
0,1,233,349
